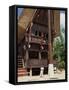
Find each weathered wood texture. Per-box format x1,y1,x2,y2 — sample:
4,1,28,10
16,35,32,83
18,9,60,43
51,10,60,37
18,9,60,68
26,59,48,68
18,9,36,43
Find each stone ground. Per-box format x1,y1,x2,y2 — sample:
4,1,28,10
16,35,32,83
18,70,65,82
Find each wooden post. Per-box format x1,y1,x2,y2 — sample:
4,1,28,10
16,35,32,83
40,67,44,77
25,50,28,67
30,68,32,77
28,22,33,77
48,10,54,78
39,52,44,77
29,22,33,42
39,52,41,60
22,58,25,68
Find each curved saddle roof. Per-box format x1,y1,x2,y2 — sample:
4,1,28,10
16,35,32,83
18,9,36,43
18,9,60,43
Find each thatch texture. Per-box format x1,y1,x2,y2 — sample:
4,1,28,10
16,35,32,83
18,9,36,43
18,9,60,43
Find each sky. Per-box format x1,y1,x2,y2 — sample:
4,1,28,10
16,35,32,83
18,8,23,18
60,11,65,29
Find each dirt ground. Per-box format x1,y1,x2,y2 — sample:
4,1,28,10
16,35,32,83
18,70,65,82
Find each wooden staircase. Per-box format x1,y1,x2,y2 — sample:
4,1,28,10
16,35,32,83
18,56,28,77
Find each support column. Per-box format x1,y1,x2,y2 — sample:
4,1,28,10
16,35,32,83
48,10,54,78
22,58,25,68
40,67,44,77
29,22,33,77
30,68,32,77
39,52,44,77
29,22,33,42
25,50,28,67
39,52,41,60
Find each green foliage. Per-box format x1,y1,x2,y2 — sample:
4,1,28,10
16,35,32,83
53,27,65,69
57,60,65,69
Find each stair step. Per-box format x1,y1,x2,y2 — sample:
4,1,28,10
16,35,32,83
18,68,27,70
18,65,23,66
18,59,22,61
18,58,22,61
18,62,23,64
18,63,23,65
18,65,23,68
18,61,22,62
18,71,28,73
18,68,26,70
18,71,28,76
18,73,28,76
18,56,22,58
18,64,23,65
18,69,27,72
18,62,22,63
18,71,27,73
18,70,27,72
18,61,22,63
18,69,27,71
18,66,28,76
18,66,23,67
18,67,23,68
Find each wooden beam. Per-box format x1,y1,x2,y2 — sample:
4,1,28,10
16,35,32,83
39,52,41,60
28,22,33,43
25,50,28,67
48,10,53,64
48,10,54,78
30,68,32,77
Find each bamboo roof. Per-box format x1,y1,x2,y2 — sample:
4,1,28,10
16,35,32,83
18,9,36,43
18,9,60,43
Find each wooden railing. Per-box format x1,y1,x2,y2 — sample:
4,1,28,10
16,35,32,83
26,59,48,68
25,33,47,44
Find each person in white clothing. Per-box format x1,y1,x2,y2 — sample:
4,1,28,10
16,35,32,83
40,67,44,77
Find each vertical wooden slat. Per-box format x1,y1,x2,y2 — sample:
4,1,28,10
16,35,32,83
25,50,29,67
39,52,41,60
48,10,53,64
18,9,36,43
53,10,60,37
50,10,60,37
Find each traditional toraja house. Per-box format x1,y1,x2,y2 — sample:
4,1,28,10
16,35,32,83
17,9,60,78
